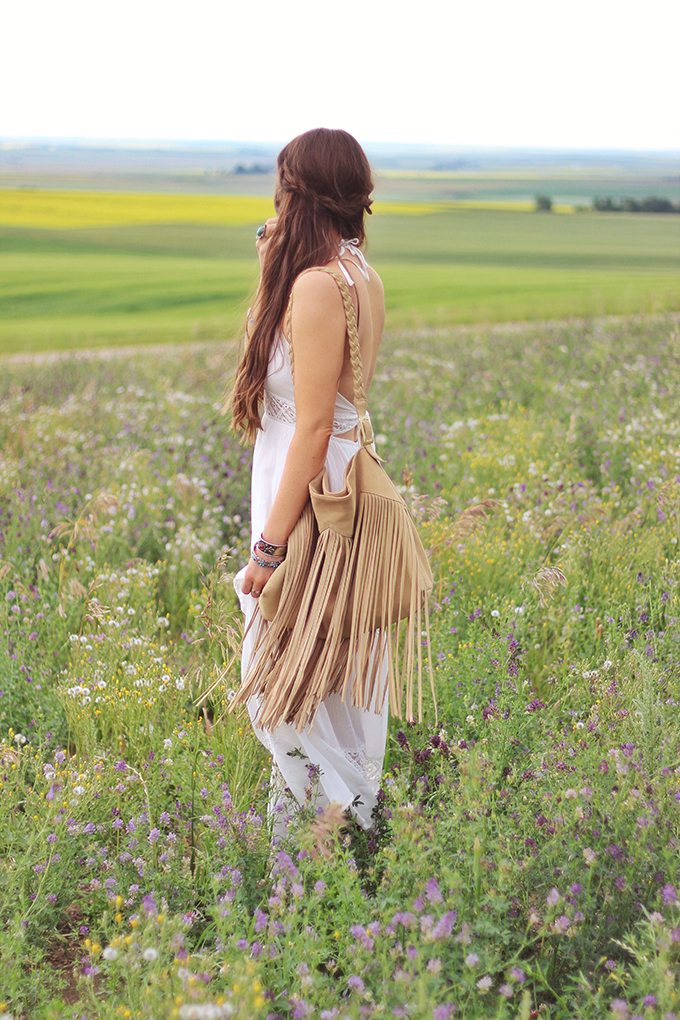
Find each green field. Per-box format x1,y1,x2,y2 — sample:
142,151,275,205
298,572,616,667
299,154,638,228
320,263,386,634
1,190,679,352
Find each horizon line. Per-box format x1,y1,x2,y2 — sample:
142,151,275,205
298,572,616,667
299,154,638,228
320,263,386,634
1,136,680,157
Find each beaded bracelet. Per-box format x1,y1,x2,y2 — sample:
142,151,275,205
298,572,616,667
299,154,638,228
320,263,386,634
255,534,288,558
251,549,283,570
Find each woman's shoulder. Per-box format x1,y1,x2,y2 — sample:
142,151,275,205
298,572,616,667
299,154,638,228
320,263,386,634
291,266,346,299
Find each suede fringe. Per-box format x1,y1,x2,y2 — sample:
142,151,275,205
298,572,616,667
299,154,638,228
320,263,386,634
232,489,435,733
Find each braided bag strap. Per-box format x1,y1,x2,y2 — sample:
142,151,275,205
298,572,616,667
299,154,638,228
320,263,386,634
284,266,372,444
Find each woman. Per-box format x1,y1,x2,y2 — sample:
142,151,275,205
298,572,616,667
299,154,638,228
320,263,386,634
230,128,387,834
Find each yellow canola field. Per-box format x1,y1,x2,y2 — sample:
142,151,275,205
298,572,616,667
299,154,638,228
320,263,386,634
0,190,276,229
0,188,574,229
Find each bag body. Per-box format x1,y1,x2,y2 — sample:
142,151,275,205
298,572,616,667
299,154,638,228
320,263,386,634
231,267,435,732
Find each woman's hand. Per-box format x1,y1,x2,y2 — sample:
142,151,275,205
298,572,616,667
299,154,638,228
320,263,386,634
241,558,276,600
255,217,278,268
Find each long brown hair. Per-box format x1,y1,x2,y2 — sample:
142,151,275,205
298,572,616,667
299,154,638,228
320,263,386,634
230,128,374,440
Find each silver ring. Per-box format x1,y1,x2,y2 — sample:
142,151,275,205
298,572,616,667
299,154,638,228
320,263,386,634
256,225,266,240
251,589,262,597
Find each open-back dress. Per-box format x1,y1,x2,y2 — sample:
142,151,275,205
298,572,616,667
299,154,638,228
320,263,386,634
234,243,388,834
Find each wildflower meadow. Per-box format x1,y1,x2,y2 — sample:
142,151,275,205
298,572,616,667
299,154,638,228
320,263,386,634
1,313,680,1019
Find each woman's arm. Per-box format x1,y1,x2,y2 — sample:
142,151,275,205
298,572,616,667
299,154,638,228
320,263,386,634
241,270,347,597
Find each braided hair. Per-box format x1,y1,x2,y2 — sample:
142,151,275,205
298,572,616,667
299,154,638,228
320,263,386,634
231,128,374,440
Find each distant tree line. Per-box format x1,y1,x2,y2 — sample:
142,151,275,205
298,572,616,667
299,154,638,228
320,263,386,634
234,163,273,175
592,196,680,213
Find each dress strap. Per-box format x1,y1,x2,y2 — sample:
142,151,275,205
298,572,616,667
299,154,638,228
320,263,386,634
337,238,371,283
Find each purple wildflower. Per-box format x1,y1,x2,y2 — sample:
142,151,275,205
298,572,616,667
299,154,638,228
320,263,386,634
425,878,443,904
392,911,416,929
350,924,375,951
142,895,157,917
663,884,678,906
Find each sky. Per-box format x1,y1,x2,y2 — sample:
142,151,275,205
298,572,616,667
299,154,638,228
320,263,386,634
3,0,679,151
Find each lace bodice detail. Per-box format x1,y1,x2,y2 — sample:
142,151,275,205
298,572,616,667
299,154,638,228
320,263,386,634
263,333,361,437
264,390,360,435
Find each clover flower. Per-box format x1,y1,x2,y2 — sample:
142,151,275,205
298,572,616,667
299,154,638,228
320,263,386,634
425,878,443,904
663,883,678,906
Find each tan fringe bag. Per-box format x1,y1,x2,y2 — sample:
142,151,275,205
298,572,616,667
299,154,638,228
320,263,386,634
231,267,435,732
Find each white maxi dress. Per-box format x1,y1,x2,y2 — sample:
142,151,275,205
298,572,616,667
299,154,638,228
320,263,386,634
234,257,388,833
